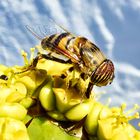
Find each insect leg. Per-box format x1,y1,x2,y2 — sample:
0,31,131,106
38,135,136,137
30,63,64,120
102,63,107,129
33,54,72,65
85,82,93,98
15,53,72,74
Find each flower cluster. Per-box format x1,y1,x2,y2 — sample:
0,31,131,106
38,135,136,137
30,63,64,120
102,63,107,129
0,47,140,140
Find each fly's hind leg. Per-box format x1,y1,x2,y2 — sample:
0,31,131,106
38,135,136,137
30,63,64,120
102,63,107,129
15,53,72,74
37,54,72,64
32,53,72,69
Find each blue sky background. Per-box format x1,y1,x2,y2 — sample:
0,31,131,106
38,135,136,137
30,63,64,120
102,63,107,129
0,0,140,128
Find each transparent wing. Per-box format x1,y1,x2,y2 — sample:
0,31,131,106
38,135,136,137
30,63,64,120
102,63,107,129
80,42,106,70
25,18,76,40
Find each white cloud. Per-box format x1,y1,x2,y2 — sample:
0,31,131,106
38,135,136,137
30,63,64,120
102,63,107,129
4,0,38,14
105,0,140,21
68,0,94,40
104,0,126,21
43,0,69,27
116,62,140,77
129,0,140,11
92,4,115,57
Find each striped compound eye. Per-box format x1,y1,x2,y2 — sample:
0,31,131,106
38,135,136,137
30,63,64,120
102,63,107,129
91,59,115,86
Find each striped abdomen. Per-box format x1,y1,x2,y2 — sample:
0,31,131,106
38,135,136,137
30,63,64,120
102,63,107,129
41,33,75,53
41,32,82,63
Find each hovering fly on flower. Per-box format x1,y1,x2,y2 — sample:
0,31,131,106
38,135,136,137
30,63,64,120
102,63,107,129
25,19,115,98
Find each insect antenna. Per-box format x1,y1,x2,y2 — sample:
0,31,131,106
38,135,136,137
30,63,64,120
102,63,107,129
25,25,43,40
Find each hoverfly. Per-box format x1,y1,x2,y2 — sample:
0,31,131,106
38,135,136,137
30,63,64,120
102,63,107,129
26,20,115,98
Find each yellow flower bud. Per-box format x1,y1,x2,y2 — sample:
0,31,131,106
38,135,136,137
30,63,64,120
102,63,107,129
37,59,72,76
53,88,81,113
0,87,11,103
84,102,103,135
0,117,29,140
39,81,55,111
0,103,27,120
97,118,116,140
20,97,36,109
6,82,27,102
65,99,93,121
18,75,36,95
47,111,67,121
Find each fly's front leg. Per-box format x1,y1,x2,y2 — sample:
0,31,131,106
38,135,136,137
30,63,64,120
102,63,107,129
85,82,93,98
